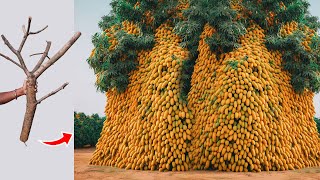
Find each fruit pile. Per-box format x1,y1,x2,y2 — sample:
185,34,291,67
91,24,195,171
188,24,320,171
88,0,320,172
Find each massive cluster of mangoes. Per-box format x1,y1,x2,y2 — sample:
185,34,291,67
188,23,319,172
89,0,320,172
91,23,195,171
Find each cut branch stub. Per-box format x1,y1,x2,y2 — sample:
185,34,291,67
37,82,69,104
0,17,81,143
31,41,51,73
0,52,22,69
30,52,51,60
1,35,29,75
34,32,81,78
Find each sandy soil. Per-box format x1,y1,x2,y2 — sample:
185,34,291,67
75,147,320,180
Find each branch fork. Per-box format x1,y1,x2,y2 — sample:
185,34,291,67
0,17,81,143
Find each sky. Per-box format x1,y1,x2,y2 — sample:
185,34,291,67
309,1,320,117
74,0,320,117
73,0,111,115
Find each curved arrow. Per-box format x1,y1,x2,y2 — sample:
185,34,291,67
40,132,72,146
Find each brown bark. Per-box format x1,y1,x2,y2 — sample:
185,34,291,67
34,32,82,78
20,76,37,143
0,17,81,143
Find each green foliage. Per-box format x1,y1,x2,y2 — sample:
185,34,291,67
173,0,206,102
113,0,143,22
227,59,239,70
303,13,320,30
310,35,320,53
151,0,179,28
173,0,246,101
89,0,320,95
266,30,320,93
88,0,182,93
205,0,246,58
314,117,320,135
241,0,320,93
180,58,195,102
87,28,155,93
175,0,246,58
242,0,312,33
74,112,106,148
99,14,120,30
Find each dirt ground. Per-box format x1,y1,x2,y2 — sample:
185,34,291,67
75,147,320,180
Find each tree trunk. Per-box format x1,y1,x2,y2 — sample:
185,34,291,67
20,76,37,143
1,17,81,143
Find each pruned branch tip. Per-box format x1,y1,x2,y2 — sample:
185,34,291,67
0,53,22,69
1,35,17,54
19,17,48,53
31,41,52,73
30,53,51,59
1,34,29,74
37,82,69,104
34,32,81,78
30,25,48,35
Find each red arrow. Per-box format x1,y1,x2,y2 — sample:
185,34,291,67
41,132,72,146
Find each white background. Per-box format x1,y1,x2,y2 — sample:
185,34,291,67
0,0,74,179
73,0,110,115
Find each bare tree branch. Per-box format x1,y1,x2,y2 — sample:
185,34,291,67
26,17,31,34
37,82,69,104
18,17,48,53
1,35,17,54
22,25,27,34
29,53,50,59
1,34,29,74
31,41,51,72
29,25,48,35
34,32,81,78
2,16,81,143
17,53,29,72
0,52,23,69
1,17,50,75
18,17,32,53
